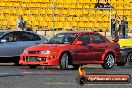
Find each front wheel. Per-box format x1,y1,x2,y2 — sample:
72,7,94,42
102,54,115,69
14,61,20,66
60,53,69,70
14,57,21,66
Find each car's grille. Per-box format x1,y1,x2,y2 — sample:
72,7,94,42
28,51,40,54
26,57,37,62
26,57,46,62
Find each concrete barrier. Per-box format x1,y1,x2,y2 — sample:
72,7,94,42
118,39,132,47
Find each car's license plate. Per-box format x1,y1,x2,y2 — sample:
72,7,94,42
27,57,38,62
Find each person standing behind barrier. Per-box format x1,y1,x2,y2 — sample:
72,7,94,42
111,17,115,36
16,15,26,30
94,0,104,8
120,16,128,38
118,21,122,36
104,0,111,8
111,15,117,36
116,20,121,36
111,14,120,37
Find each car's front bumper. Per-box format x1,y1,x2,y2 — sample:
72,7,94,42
19,54,60,66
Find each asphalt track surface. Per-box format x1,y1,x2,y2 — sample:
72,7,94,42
0,64,132,88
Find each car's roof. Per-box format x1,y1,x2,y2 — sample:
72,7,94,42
60,31,97,34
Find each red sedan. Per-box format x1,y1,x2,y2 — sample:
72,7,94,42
19,31,121,69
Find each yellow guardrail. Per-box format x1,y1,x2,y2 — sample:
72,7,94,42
118,39,132,47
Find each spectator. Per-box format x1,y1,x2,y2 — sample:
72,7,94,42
104,0,111,8
16,15,26,30
120,16,128,38
94,0,104,8
115,20,120,36
118,21,122,36
111,14,120,36
111,16,116,36
95,0,114,9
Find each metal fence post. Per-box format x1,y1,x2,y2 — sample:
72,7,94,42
110,8,112,38
52,0,55,36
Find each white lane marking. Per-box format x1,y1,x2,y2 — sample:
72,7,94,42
22,72,35,74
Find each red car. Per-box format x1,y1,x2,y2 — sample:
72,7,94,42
19,31,121,69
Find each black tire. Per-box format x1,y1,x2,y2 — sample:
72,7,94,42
102,53,115,69
29,65,37,69
14,57,21,66
14,61,20,66
127,53,132,65
60,53,69,70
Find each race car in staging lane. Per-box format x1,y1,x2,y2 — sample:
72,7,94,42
0,30,47,65
117,46,132,66
19,31,121,69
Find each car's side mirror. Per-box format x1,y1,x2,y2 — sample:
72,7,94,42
75,41,83,45
112,36,119,42
0,39,7,43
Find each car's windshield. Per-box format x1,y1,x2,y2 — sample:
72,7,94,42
48,33,77,44
0,32,5,36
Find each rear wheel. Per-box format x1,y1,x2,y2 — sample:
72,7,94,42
29,65,37,69
102,54,115,69
127,53,132,65
60,53,69,70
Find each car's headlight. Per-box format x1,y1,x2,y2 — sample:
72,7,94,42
23,49,28,54
41,50,51,54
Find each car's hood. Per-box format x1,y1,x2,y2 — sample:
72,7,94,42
26,44,69,51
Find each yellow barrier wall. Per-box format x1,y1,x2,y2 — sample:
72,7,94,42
118,39,132,47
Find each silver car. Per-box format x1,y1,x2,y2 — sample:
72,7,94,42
0,30,47,65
